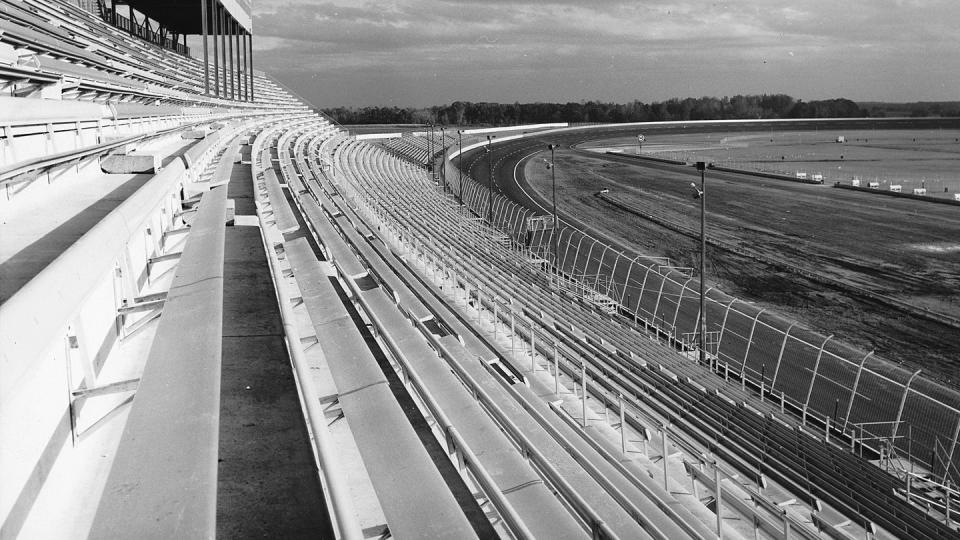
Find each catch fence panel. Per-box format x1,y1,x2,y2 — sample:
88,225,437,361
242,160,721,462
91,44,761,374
849,369,905,428
743,316,792,387
674,281,704,337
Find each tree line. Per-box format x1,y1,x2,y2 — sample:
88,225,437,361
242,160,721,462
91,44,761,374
322,94,881,125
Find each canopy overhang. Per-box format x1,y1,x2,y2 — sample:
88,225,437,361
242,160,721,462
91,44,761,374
122,0,252,35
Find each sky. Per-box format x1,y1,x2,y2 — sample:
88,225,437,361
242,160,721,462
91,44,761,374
248,0,960,108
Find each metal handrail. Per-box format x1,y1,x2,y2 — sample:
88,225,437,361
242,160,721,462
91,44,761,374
0,131,149,185
1,113,271,185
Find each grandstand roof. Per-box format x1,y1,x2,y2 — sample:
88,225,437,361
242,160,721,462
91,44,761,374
124,0,252,34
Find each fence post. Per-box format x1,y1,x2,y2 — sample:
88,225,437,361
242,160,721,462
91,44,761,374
843,351,873,430
803,335,834,411
570,235,586,277
892,370,923,444
716,298,737,353
672,277,694,331
769,321,798,391
652,269,674,325
619,256,641,305
608,251,625,298
739,308,766,376
560,227,575,273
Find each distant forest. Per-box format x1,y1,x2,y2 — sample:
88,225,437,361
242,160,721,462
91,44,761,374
322,95,960,126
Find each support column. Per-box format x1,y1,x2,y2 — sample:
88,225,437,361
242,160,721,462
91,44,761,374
211,0,219,97
247,30,254,101
220,5,227,97
227,16,234,99
200,0,209,95
236,24,243,100
240,31,247,100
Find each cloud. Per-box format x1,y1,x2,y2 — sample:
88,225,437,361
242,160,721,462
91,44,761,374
250,1,960,107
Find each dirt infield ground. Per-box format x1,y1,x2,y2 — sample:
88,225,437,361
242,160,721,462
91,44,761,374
581,129,960,198
521,140,960,386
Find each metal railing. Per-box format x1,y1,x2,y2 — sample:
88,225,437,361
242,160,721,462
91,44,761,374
106,12,189,56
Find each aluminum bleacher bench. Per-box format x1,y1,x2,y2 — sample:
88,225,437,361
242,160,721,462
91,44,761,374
260,167,298,234
293,130,712,539
283,237,477,539
88,185,228,539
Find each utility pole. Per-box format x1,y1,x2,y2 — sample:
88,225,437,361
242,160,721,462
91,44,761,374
440,127,446,193
548,144,560,282
486,135,495,224
457,129,464,211
696,161,707,368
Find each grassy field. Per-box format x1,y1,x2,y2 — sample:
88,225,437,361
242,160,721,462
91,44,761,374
523,137,960,385
581,129,960,199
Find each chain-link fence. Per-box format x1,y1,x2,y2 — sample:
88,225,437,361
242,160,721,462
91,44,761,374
445,147,960,483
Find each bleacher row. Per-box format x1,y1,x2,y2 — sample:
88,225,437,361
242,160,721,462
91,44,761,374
378,132,458,168
258,122,739,538
0,0,302,108
297,127,958,538
298,125,796,536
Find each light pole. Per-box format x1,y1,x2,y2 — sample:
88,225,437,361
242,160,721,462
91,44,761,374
486,135,495,224
440,127,446,193
427,122,434,179
457,129,464,211
691,161,707,368
548,144,560,280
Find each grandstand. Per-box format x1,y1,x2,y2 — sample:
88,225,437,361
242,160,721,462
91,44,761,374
2,1,958,538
